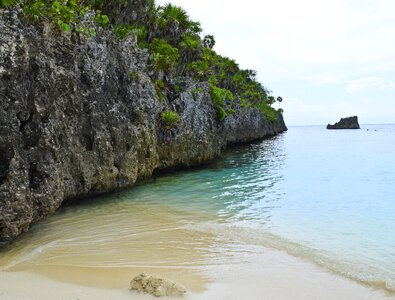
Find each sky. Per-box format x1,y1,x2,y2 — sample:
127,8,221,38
156,0,395,125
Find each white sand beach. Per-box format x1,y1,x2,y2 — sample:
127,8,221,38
0,246,392,300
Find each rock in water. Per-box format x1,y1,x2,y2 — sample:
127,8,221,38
130,273,186,297
327,116,360,129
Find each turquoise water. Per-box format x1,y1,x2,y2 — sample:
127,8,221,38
1,124,394,293
125,124,395,291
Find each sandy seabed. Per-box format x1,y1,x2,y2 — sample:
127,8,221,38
0,246,392,300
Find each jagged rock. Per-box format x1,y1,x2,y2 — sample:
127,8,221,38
0,8,287,246
130,273,186,297
327,116,360,129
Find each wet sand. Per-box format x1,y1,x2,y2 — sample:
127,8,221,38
0,247,392,300
0,199,393,299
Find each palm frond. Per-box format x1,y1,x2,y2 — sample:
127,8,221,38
0,0,20,9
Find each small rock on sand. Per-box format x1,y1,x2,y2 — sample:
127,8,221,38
130,273,186,297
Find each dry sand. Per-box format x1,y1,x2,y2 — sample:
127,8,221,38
0,247,393,300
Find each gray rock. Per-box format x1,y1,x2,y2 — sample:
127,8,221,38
327,116,360,129
130,273,186,297
0,9,287,246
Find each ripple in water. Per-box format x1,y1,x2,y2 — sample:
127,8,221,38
0,124,394,293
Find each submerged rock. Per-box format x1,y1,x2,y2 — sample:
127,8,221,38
327,116,360,129
130,273,186,297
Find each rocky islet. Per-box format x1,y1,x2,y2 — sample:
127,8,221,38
327,116,360,129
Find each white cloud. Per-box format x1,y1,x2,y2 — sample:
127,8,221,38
345,77,395,92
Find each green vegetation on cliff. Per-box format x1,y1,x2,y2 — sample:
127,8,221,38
1,0,282,121
160,111,181,129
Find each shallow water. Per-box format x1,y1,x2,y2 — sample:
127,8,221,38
1,124,394,293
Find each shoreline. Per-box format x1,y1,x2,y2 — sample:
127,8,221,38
0,246,392,300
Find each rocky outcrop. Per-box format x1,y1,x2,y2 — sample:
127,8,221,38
327,116,360,129
130,273,186,297
0,9,287,246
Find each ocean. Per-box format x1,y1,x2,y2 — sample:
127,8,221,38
1,124,394,293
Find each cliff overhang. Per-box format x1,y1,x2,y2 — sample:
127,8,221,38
0,7,287,246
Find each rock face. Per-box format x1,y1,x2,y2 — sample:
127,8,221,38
0,9,287,246
130,273,186,297
327,116,360,129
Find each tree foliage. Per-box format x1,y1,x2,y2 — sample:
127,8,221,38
0,0,20,9
149,38,180,73
20,0,109,35
203,35,215,49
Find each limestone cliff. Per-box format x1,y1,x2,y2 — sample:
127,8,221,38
0,8,287,246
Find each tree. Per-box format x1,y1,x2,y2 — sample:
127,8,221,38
203,34,215,49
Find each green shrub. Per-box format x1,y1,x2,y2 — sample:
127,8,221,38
256,102,279,121
158,3,201,35
179,33,200,51
96,13,109,28
114,24,147,47
156,79,165,88
149,38,179,73
217,106,227,121
211,85,234,106
187,60,210,79
178,33,202,70
114,24,134,40
267,96,276,105
155,79,165,101
191,87,203,99
23,0,109,36
160,111,181,129
128,71,139,82
174,84,181,94
210,85,234,121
